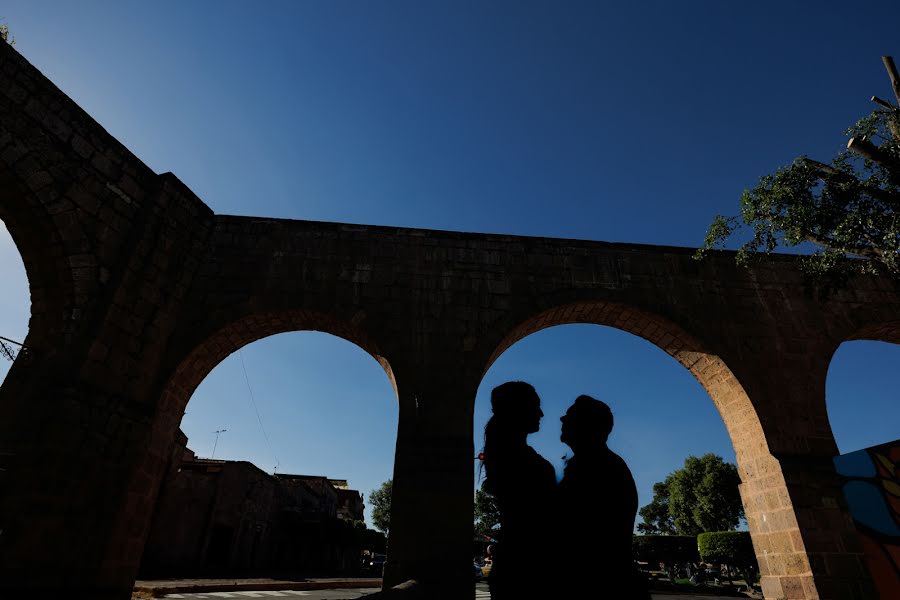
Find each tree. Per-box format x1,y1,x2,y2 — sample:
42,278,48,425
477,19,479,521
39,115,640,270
698,531,759,587
474,489,501,538
368,479,392,534
637,480,676,534
0,20,13,46
639,454,743,536
697,56,900,279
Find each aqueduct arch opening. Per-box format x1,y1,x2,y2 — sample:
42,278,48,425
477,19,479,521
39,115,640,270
0,171,77,362
826,338,900,454
110,309,400,580
139,326,399,577
0,220,31,383
824,322,900,598
477,300,809,593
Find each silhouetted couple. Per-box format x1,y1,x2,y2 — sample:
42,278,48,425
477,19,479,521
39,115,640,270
481,381,648,599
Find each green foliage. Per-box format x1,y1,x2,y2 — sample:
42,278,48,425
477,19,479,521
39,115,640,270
698,531,759,585
474,489,501,537
0,21,13,46
697,65,900,279
697,531,755,565
637,480,676,534
639,454,743,536
632,535,699,564
368,479,392,534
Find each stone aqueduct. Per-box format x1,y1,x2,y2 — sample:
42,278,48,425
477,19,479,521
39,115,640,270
0,42,896,600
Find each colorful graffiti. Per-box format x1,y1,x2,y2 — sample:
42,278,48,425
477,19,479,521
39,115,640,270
834,439,900,599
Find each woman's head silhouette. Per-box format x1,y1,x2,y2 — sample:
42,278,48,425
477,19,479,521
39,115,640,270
481,381,544,483
489,381,543,435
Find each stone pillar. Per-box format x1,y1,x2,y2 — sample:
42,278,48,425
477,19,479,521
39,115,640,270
383,367,476,599
739,355,874,600
0,358,159,599
0,171,210,599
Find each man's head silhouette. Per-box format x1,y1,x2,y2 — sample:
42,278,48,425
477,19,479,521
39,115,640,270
560,394,613,451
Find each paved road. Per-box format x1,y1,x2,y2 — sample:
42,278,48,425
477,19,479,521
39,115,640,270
161,591,382,599
160,585,490,598
159,583,744,599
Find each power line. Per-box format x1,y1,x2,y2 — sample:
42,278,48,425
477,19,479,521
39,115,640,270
238,349,280,473
211,428,226,458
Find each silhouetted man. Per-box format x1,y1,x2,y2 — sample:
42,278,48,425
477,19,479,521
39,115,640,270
559,395,648,598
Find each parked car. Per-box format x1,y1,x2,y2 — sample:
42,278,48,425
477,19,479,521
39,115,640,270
366,553,387,576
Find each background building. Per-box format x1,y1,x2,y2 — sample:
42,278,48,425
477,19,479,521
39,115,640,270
139,431,377,578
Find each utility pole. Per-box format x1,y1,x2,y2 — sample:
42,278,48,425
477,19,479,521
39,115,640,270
211,429,227,458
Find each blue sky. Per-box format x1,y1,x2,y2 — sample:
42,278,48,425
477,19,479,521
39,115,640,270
1,1,899,528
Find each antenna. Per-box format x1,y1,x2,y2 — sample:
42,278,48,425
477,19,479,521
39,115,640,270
211,429,227,458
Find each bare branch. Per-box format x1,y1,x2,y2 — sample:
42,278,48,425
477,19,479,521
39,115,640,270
800,157,837,175
883,56,900,106
872,95,896,111
802,231,875,259
799,157,899,208
847,136,898,171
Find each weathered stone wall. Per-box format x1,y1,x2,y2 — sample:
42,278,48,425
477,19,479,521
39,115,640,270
1,40,897,599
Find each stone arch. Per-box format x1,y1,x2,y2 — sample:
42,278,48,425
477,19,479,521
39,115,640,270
160,308,398,424
0,168,76,355
845,319,900,345
819,318,900,451
116,308,399,577
481,299,768,467
477,297,877,598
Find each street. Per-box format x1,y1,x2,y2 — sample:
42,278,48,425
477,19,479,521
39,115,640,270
157,583,746,599
158,586,490,598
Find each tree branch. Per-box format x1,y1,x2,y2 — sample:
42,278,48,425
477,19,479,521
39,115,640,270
802,231,875,259
883,56,900,106
848,136,891,164
800,157,837,175
800,157,900,209
847,136,900,184
872,95,896,111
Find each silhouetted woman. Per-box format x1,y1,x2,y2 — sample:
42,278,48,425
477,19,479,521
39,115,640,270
481,381,556,599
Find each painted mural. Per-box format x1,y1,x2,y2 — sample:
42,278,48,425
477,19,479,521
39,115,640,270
834,439,900,599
